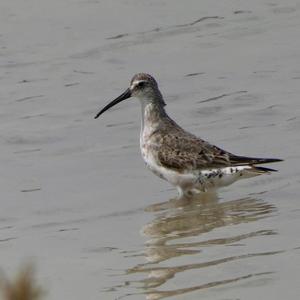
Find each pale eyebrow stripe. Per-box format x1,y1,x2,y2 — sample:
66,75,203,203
132,80,147,86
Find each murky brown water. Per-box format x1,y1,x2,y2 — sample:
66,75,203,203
1,0,300,299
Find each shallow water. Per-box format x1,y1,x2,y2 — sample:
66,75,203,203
0,0,300,299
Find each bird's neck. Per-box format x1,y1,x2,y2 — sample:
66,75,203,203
140,96,168,139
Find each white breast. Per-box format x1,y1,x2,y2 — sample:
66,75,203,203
140,104,198,188
140,138,198,191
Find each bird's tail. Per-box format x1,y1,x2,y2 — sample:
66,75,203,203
229,155,283,166
245,165,278,176
253,165,278,172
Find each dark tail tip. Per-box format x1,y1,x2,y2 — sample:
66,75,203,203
261,158,283,163
254,166,278,173
252,157,283,164
230,155,283,165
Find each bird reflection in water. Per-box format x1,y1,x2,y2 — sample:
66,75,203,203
121,192,280,300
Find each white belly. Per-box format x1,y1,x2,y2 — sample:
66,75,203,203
140,144,258,194
140,143,198,189
140,127,258,195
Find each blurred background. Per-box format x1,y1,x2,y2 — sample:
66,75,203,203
0,0,300,299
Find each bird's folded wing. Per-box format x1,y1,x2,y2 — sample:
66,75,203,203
156,132,231,171
156,130,282,171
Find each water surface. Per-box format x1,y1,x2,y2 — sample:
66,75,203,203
0,0,299,299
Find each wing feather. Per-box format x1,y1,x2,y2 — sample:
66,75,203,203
150,119,282,172
155,130,231,171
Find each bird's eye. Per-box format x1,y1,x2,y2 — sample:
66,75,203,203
137,81,145,88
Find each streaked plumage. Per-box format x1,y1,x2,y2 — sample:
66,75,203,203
95,73,282,196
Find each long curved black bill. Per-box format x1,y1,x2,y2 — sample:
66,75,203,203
94,88,131,119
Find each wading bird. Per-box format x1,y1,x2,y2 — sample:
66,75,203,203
95,73,282,196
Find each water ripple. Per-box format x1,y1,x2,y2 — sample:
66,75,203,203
107,193,279,299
